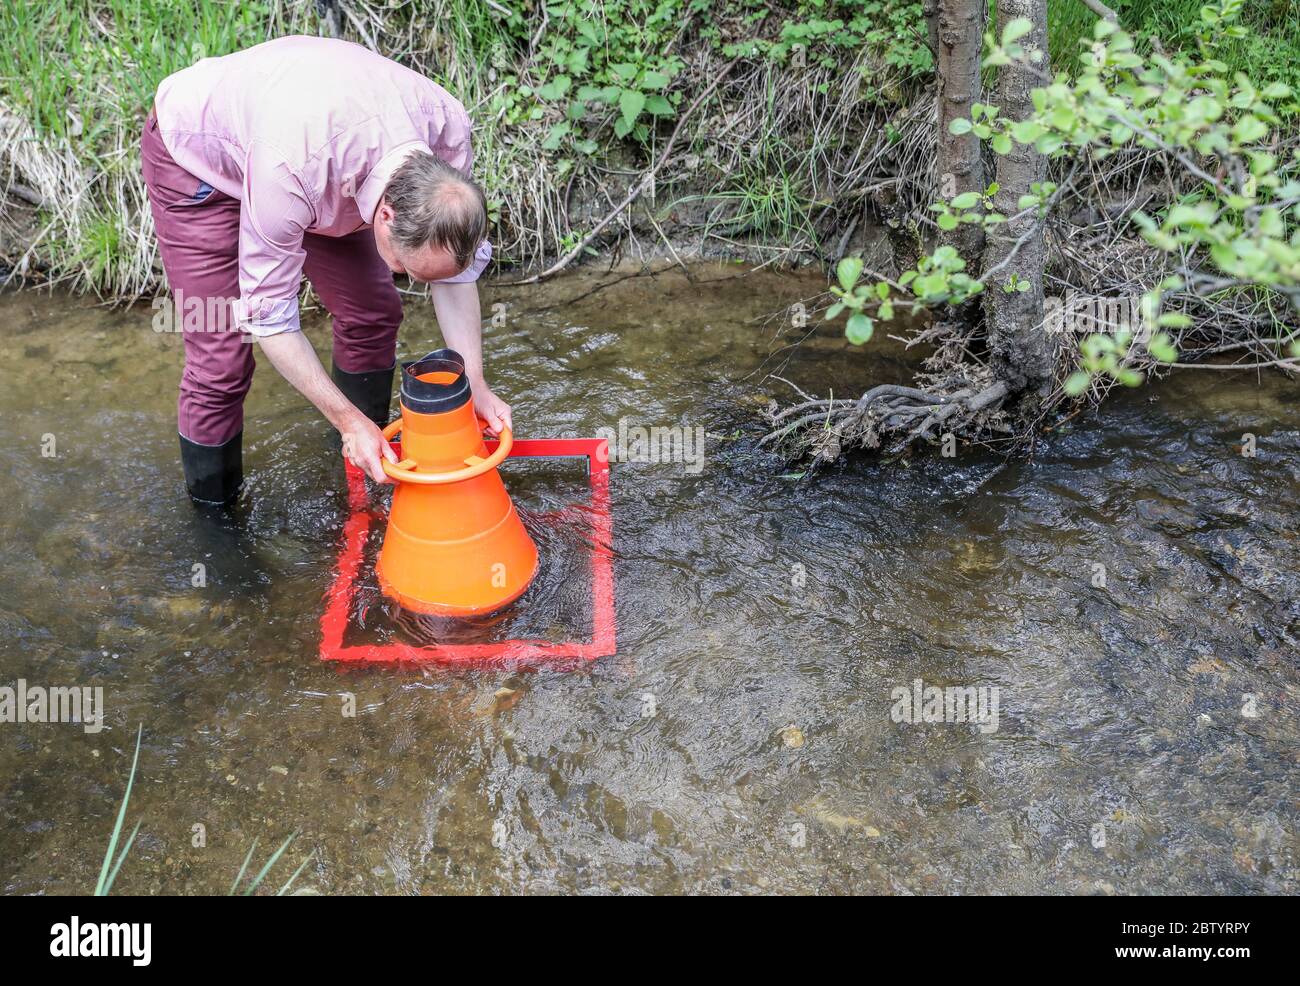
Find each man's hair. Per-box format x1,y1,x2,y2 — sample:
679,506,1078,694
383,152,488,271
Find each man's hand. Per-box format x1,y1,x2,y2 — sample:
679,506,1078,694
473,382,513,437
339,411,398,484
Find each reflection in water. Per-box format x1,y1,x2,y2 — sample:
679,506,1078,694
0,265,1296,895
351,468,598,649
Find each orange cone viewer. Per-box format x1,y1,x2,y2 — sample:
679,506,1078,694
374,349,538,616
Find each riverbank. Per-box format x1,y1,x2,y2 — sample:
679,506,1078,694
6,1,1298,298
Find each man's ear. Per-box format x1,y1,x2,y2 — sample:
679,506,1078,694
375,198,394,225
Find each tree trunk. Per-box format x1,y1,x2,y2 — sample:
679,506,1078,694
981,0,1056,391
924,0,985,268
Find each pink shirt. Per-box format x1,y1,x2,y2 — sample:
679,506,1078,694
153,35,492,336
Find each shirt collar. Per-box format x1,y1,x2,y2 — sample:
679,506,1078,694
355,140,431,224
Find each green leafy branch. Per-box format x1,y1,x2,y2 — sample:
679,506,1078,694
824,0,1300,392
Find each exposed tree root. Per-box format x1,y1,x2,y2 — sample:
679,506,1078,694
760,348,1014,464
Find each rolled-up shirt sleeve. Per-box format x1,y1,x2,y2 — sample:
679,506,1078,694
234,141,313,336
433,238,492,284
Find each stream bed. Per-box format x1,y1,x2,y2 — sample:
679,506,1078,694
0,263,1296,894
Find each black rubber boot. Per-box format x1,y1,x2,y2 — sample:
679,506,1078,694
179,431,243,506
332,363,395,428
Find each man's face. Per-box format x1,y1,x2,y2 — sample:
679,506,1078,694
373,200,466,282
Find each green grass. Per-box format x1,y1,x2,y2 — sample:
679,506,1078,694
96,724,314,896
0,1,282,145
95,724,143,896
677,155,822,248
1047,0,1300,86
0,1,295,296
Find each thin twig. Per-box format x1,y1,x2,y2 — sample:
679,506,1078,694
497,50,751,286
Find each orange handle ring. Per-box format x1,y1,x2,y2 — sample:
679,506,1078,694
379,417,513,484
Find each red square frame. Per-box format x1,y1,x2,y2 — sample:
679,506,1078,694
320,437,615,666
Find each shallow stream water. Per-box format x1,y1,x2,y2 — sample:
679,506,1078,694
1,264,1296,894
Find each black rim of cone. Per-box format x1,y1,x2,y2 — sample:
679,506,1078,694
399,348,472,414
